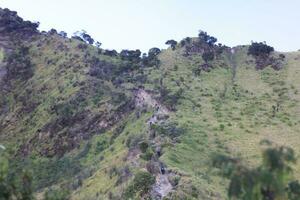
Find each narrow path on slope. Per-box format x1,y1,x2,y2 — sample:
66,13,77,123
134,89,173,199
135,89,169,124
230,48,237,84
152,174,173,199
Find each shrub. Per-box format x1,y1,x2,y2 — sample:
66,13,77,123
139,142,149,153
0,152,35,200
219,124,225,131
124,171,155,198
95,139,108,154
202,51,215,63
140,149,154,161
159,87,183,111
44,188,70,200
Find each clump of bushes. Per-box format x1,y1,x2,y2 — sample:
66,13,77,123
95,139,108,154
248,42,274,57
141,47,161,67
248,42,284,70
123,171,155,198
0,151,34,200
158,86,183,111
139,141,149,153
44,188,70,200
138,141,154,161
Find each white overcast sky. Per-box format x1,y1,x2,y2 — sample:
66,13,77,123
1,0,300,52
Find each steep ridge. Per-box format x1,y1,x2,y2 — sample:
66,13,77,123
0,7,300,200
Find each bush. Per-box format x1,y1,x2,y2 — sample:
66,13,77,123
139,142,149,153
44,188,70,200
140,149,154,161
159,87,183,111
95,139,108,154
219,124,225,131
0,152,34,200
202,51,215,63
124,171,155,198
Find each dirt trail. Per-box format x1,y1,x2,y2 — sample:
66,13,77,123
135,89,170,125
134,89,173,199
230,48,237,83
152,174,173,199
135,89,169,115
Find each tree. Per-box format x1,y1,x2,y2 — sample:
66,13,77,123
58,31,67,38
148,47,161,58
103,49,118,57
72,30,94,44
95,41,102,48
248,42,274,57
124,171,155,198
48,29,57,35
165,40,177,50
120,49,141,62
198,31,217,46
0,8,39,35
142,48,161,67
82,32,94,44
180,37,192,47
213,142,300,200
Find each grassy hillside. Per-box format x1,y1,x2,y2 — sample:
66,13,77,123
68,45,300,199
1,8,300,200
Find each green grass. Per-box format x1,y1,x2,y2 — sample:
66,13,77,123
0,48,4,62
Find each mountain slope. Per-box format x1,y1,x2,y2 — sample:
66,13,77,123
1,8,300,200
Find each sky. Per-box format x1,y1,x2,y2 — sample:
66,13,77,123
1,0,300,52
